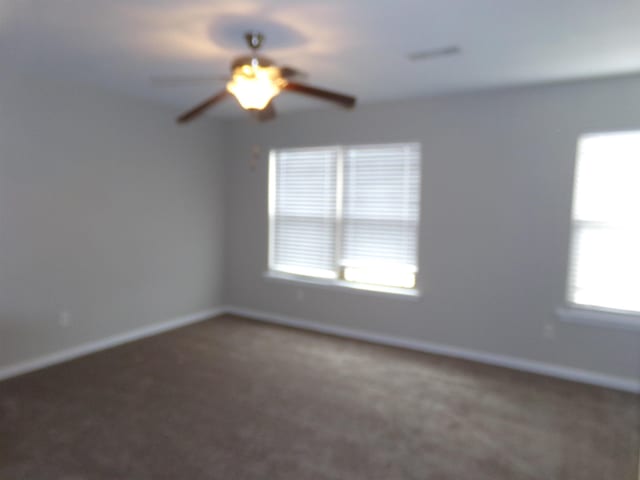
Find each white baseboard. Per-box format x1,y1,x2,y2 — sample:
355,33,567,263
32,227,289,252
0,307,226,382
4,305,638,394
225,305,640,394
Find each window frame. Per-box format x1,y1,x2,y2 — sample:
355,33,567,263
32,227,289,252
558,131,640,331
267,142,422,296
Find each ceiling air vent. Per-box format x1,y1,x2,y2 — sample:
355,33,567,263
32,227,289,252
408,45,461,62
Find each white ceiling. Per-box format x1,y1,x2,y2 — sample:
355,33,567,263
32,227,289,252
3,0,640,117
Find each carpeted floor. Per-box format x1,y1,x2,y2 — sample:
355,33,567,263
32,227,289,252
1,314,638,479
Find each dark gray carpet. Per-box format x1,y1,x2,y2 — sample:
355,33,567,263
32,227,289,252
1,314,638,479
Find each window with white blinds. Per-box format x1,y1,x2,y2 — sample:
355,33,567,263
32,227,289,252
269,143,421,290
269,147,338,279
567,132,640,315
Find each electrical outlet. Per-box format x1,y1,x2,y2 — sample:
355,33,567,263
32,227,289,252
296,289,304,302
59,311,71,327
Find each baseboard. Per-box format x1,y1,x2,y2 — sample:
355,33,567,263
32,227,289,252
225,305,640,394
4,305,638,394
0,307,226,382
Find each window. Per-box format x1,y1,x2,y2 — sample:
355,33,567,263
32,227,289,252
566,131,640,316
269,143,421,292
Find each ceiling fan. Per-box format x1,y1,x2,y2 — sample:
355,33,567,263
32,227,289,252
173,32,356,124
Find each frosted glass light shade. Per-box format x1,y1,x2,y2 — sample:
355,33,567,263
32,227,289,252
227,65,283,110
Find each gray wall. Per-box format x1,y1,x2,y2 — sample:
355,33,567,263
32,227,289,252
0,72,226,369
224,75,640,382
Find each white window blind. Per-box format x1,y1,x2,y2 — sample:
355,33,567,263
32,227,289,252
269,143,421,290
342,144,420,288
567,132,640,314
269,147,338,279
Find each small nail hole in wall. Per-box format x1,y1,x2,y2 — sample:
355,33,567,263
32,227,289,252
250,145,262,171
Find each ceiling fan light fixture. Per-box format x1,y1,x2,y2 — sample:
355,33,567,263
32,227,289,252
175,32,356,124
226,64,285,110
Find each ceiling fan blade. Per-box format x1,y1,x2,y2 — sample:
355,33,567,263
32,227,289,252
279,66,306,80
151,75,229,87
176,90,230,124
249,101,277,122
284,82,356,109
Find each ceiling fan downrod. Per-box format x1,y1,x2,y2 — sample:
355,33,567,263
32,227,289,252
245,32,264,52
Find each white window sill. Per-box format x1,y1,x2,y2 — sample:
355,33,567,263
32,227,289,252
556,306,640,332
264,271,422,300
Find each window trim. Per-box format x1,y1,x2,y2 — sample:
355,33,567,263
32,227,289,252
556,306,640,332
267,142,421,295
264,270,422,299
